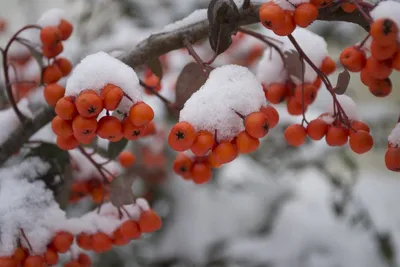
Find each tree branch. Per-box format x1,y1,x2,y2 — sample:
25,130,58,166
0,2,370,167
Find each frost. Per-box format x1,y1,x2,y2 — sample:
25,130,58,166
370,0,400,41
256,47,288,86
179,65,267,142
65,52,143,108
37,8,66,27
388,123,400,146
326,94,359,121
163,9,207,32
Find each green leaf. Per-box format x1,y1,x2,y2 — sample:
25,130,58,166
147,57,163,80
107,138,128,159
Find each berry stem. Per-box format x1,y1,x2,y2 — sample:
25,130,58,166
356,33,371,49
1,25,41,124
233,109,245,119
287,34,352,126
183,39,214,75
299,56,309,125
138,80,177,111
20,228,33,252
77,146,112,184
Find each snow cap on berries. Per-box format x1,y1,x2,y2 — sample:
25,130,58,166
179,64,267,142
388,123,400,147
325,94,359,121
256,47,288,86
370,0,400,41
37,8,67,27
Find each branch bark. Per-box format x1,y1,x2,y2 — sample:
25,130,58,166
0,2,370,167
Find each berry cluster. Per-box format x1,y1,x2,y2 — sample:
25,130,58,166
39,16,73,58
264,55,335,115
51,84,154,150
69,178,110,204
143,68,161,95
171,105,279,183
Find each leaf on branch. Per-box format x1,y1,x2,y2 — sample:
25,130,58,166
146,57,163,79
283,50,305,82
207,0,240,55
174,62,207,110
107,138,128,159
109,175,135,206
15,38,44,81
376,232,395,264
334,69,350,95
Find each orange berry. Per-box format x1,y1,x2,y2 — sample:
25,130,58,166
97,116,123,141
122,119,145,140
173,153,193,179
168,121,196,151
368,78,392,97
92,232,113,253
192,162,212,184
12,248,27,265
212,141,238,164
370,40,397,61
23,256,44,267
42,42,63,58
76,91,103,118
385,147,400,172
74,132,96,145
207,153,222,169
341,3,356,12
273,11,296,36
77,253,91,267
77,233,93,250
58,19,73,40
350,120,370,133
44,247,59,265
112,229,130,246
55,96,77,120
120,220,141,239
349,130,373,154
325,126,349,146
0,257,17,267
245,112,270,138
370,18,398,46
392,51,400,71
306,119,328,140
284,124,306,147
339,46,366,72
286,96,305,115
365,57,392,79
40,26,61,46
56,135,79,150
43,64,63,84
91,186,105,204
313,77,322,88
236,131,260,154
264,83,288,104
143,121,156,136
294,83,318,105
118,151,136,168
138,210,162,233
190,131,214,156
52,116,73,137
320,56,336,75
293,3,318,28
128,102,154,126
259,2,285,30
51,231,74,253
43,83,65,106
64,260,80,267
103,86,123,111
260,105,279,128
72,115,97,136
54,57,72,76
360,67,375,86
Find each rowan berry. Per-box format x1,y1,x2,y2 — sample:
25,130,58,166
122,119,145,140
12,247,27,265
212,141,238,164
118,151,136,168
245,112,270,138
190,131,214,156
97,116,123,141
54,57,73,76
392,51,400,71
341,3,356,12
192,162,212,184
168,121,196,151
77,233,93,250
77,253,91,267
321,56,336,75
76,91,103,118
72,115,97,136
43,64,63,84
339,46,366,72
236,131,260,154
112,229,130,246
284,124,306,147
44,247,59,265
325,126,349,146
58,19,73,40
293,3,318,28
306,119,328,140
55,96,77,120
64,260,80,267
92,232,113,253
264,83,287,104
294,83,318,105
173,153,193,179
128,102,154,126
51,231,74,253
368,78,392,97
120,220,141,239
56,135,79,150
385,147,400,172
102,85,123,111
286,96,305,115
260,105,279,128
42,42,63,58
365,57,392,79
0,257,17,267
349,130,373,154
40,26,61,46
350,120,370,133
44,83,65,106
259,2,285,30
360,68,375,86
52,116,73,137
273,11,296,36
23,256,44,267
138,210,162,233
74,132,96,145
370,40,397,61
370,18,398,46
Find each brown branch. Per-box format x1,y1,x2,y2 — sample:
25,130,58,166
0,2,370,167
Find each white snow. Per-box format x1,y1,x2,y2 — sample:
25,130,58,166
326,94,359,121
163,9,207,32
37,8,66,27
370,0,400,41
65,52,143,105
388,123,400,147
179,65,267,142
256,47,288,86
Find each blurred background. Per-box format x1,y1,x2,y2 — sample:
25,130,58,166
1,0,400,267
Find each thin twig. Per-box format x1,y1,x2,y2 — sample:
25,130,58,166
243,0,251,9
139,80,177,111
77,146,111,184
20,228,33,252
183,39,214,75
